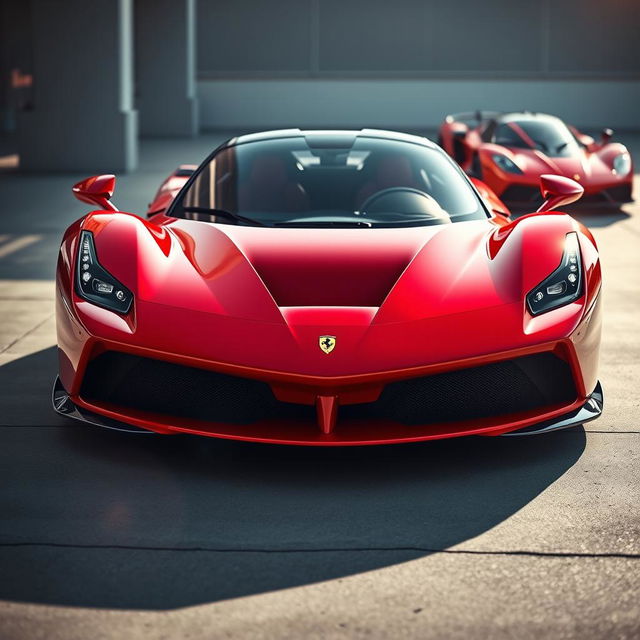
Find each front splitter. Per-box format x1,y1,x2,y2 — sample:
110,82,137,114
501,381,603,436
52,377,603,442
52,377,152,434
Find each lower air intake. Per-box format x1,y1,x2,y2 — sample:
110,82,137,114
81,352,313,425
81,351,576,427
500,185,541,204
342,352,577,424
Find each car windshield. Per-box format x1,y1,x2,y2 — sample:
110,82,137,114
494,118,579,157
173,134,487,228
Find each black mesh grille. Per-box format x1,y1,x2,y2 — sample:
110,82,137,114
500,185,541,204
503,184,632,207
81,352,313,425
342,352,576,425
81,351,576,428
605,184,633,203
579,192,609,204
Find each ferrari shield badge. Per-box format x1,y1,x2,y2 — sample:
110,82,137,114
319,335,336,354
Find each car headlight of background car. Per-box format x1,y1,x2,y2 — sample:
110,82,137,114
76,230,133,313
526,232,582,315
492,154,523,174
612,152,631,176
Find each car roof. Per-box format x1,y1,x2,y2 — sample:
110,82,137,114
498,112,563,125
446,111,564,128
221,128,438,150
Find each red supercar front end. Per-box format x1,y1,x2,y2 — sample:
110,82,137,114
54,129,604,445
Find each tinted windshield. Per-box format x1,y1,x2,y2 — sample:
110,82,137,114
494,118,579,157
173,135,487,227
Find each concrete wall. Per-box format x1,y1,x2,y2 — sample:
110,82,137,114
196,0,640,131
135,0,198,137
17,0,137,172
197,0,640,77
198,79,640,131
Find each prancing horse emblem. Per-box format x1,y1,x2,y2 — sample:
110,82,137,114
319,335,336,354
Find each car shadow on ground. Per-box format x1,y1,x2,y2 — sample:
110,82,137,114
0,347,587,610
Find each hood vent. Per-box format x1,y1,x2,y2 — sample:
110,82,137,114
230,230,426,307
253,256,412,307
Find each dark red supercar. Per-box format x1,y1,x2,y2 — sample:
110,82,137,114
54,129,603,445
438,111,633,206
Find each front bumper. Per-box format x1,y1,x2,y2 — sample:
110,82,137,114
501,380,602,436
496,181,633,207
55,256,603,444
52,363,603,445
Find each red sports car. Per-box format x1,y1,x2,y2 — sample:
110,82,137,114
53,129,603,445
438,111,633,206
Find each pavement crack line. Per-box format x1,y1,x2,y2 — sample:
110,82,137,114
0,542,638,560
0,311,54,355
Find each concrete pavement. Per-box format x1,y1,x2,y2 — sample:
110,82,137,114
0,133,638,639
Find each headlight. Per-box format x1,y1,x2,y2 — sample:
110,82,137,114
76,230,132,313
526,232,583,316
492,154,523,174
613,152,631,176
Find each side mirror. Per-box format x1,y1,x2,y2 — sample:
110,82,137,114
72,174,118,211
600,128,613,145
536,174,584,212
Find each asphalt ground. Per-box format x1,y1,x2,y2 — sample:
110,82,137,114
0,132,638,639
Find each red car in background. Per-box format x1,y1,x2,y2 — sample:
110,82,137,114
438,111,633,206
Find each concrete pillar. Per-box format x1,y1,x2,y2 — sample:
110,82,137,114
17,0,137,173
135,0,198,137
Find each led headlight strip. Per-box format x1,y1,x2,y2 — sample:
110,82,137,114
526,232,583,315
492,154,523,174
613,152,631,177
76,230,132,314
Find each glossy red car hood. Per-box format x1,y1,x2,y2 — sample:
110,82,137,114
88,213,572,326
154,218,526,323
224,225,425,308
79,211,587,377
